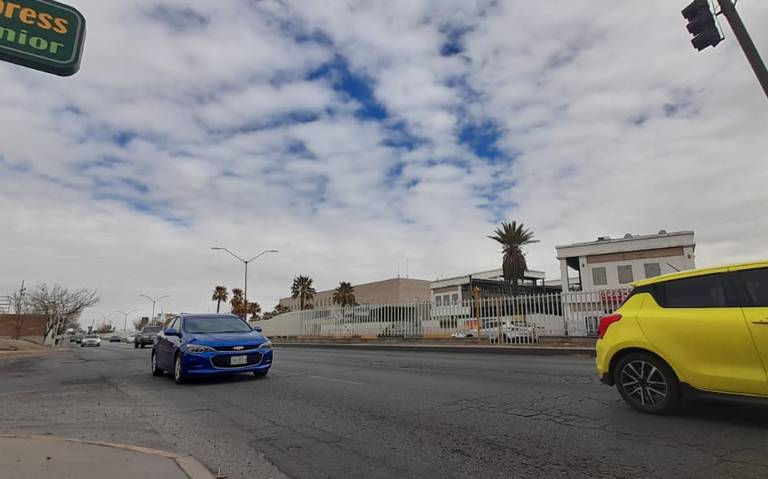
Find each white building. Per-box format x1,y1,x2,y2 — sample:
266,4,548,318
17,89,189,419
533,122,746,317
555,230,696,292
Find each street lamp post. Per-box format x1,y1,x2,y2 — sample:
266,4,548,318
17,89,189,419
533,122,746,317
211,247,278,320
139,294,170,325
116,309,139,332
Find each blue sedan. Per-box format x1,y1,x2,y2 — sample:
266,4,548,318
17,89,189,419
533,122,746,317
151,313,273,384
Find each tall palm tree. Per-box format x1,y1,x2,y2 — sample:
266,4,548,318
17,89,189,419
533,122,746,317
230,288,244,316
332,281,356,307
291,275,316,310
211,286,228,313
488,221,539,295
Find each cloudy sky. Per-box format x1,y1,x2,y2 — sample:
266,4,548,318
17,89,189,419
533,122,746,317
1,0,767,326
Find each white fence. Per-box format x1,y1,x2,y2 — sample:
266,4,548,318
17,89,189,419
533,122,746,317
258,289,630,343
0,296,11,314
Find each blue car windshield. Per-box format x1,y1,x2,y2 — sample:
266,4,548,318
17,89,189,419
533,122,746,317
183,316,252,334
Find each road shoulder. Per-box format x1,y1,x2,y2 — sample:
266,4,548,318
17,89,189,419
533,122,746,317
274,342,596,356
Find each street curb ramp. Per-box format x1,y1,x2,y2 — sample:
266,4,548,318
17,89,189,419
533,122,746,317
0,435,215,479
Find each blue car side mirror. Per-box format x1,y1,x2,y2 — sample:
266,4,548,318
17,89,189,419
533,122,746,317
165,328,179,336
252,326,263,332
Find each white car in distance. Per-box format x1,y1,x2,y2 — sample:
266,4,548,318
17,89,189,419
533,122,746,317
81,335,101,347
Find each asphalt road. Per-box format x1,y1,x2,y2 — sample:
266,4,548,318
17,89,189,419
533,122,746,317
2,343,768,478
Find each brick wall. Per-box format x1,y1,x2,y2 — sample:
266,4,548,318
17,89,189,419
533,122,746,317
0,315,47,342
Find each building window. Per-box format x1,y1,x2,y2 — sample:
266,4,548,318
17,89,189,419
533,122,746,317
617,265,634,284
644,263,661,278
435,296,442,306
451,293,459,305
592,267,607,286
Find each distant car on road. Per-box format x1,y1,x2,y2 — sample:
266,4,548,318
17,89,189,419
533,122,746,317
81,335,101,347
482,320,538,344
109,335,122,343
126,335,135,343
134,326,161,348
597,260,768,414
151,313,272,384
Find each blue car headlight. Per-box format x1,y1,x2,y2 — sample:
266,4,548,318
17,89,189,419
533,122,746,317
186,344,216,353
257,340,272,350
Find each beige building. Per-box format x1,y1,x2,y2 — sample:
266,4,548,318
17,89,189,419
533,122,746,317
279,278,431,310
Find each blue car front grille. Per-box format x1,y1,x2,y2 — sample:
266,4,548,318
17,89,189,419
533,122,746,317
213,344,260,352
210,353,263,368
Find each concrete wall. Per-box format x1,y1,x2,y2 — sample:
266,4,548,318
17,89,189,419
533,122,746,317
0,315,47,344
397,279,432,303
259,312,302,337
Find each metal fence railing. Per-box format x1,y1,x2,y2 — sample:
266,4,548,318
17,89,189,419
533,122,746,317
260,288,631,343
0,296,11,314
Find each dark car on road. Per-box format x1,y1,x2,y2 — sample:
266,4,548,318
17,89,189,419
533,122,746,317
151,313,272,384
134,326,161,348
109,335,122,343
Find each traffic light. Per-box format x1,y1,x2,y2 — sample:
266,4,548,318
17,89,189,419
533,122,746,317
682,0,722,51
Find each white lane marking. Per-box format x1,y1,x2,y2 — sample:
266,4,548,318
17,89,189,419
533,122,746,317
271,370,303,377
307,374,363,386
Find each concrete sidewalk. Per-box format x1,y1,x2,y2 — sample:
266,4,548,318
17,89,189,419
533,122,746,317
274,341,595,356
0,436,214,479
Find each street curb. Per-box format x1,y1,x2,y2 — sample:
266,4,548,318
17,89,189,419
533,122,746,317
274,342,596,356
0,435,216,479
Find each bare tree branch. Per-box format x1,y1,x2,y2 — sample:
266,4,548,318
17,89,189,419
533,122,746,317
26,283,99,340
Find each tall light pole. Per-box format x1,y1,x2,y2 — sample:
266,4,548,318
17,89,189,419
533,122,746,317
116,309,138,332
716,0,768,99
139,294,170,325
211,247,278,319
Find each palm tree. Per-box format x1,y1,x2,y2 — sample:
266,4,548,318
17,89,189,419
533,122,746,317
488,221,539,296
274,304,290,314
230,288,245,316
247,302,262,320
211,286,228,313
291,275,316,310
332,281,356,307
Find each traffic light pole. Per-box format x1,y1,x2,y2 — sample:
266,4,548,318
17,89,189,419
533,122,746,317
716,0,768,99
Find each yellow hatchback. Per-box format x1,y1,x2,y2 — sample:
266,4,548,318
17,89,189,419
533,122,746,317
596,260,768,413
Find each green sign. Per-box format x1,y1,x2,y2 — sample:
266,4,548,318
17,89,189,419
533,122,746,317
0,0,85,76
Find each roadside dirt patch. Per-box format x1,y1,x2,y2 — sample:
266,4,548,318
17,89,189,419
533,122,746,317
0,339,47,352
0,339,54,357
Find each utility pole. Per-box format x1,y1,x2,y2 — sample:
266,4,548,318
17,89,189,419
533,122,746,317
139,294,169,325
116,309,138,332
211,247,278,320
715,0,768,99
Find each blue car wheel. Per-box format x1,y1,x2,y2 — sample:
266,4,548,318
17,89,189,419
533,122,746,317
173,354,186,384
150,351,164,377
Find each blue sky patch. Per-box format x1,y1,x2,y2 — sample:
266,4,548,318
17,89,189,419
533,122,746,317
147,6,209,32
440,25,472,56
112,131,137,148
458,119,505,162
308,55,387,121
